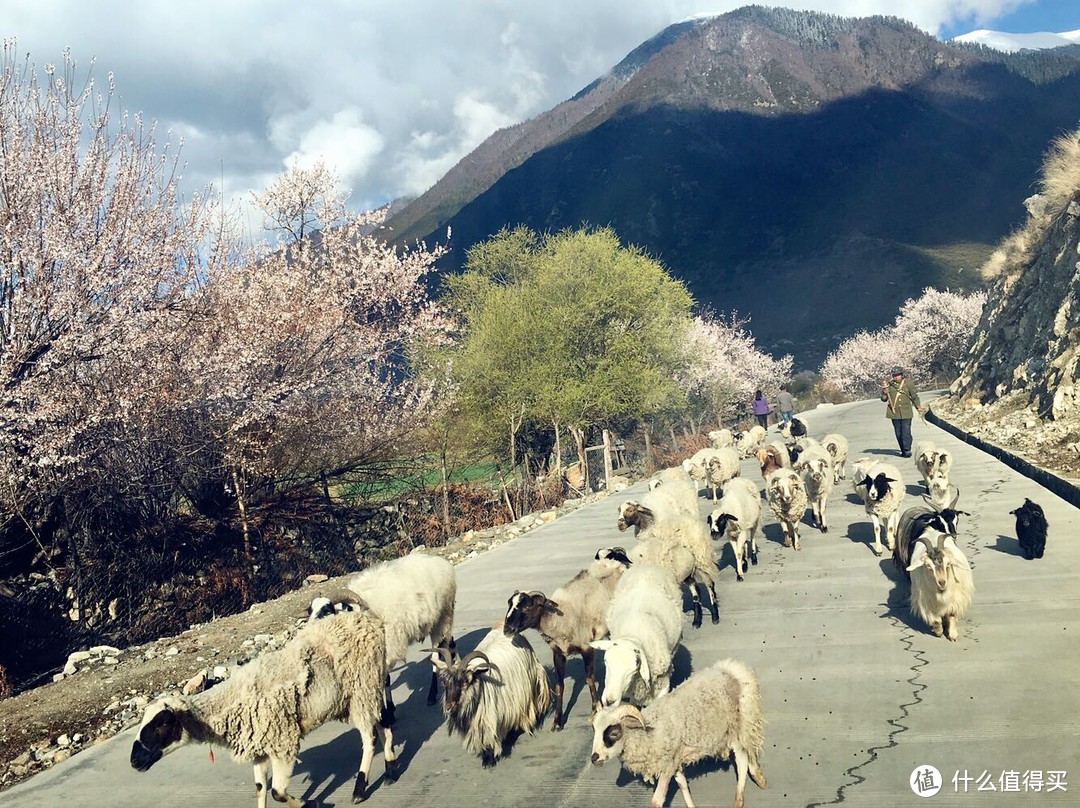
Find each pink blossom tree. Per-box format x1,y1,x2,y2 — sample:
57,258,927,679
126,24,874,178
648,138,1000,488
820,288,986,396
675,312,793,427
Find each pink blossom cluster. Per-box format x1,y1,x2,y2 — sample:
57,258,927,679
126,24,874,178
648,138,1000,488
820,288,987,396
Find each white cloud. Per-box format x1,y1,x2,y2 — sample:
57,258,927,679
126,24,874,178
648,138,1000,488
2,0,1069,216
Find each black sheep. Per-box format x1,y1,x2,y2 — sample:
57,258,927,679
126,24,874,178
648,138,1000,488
1009,498,1048,560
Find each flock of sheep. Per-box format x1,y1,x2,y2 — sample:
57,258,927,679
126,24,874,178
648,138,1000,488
127,415,1050,808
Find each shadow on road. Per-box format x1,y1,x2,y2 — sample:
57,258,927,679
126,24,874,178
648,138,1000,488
990,534,1024,557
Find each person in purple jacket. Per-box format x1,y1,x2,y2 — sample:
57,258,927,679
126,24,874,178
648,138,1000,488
752,389,771,428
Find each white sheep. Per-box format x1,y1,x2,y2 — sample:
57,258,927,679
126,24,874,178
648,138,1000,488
736,425,768,458
130,608,396,807
925,476,960,512
619,506,721,627
503,553,629,729
637,472,700,522
592,563,683,707
795,445,834,534
702,446,742,500
678,447,738,499
850,456,877,492
765,467,809,551
590,657,767,808
348,550,456,718
708,428,734,449
904,531,974,641
914,440,953,488
854,461,906,555
429,625,552,767
707,483,762,580
821,432,849,483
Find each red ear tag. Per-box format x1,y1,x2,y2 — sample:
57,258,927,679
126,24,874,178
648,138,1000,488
208,748,215,763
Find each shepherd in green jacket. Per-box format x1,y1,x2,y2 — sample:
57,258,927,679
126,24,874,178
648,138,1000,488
881,367,921,457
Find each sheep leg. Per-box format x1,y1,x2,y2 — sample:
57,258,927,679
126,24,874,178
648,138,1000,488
583,648,600,717
689,584,704,628
254,758,270,808
674,769,697,807
943,614,959,642
378,716,399,782
268,757,305,808
732,745,750,808
705,580,720,624
650,772,673,808
731,538,745,581
382,675,396,726
886,511,899,551
551,648,568,730
351,722,377,803
791,522,800,552
929,617,944,637
870,514,883,555
427,636,455,705
818,500,828,534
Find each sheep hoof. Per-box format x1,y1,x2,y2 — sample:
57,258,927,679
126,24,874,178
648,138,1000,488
351,772,368,803
820,525,828,534
384,759,399,782
783,538,791,548
481,750,498,768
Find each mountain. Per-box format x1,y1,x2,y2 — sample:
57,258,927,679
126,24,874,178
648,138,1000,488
952,29,1080,53
387,6,1080,368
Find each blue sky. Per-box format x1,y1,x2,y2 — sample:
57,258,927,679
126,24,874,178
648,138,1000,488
2,1,1077,219
940,0,1078,39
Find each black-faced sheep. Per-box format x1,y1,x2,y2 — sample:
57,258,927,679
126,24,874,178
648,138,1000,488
765,467,808,551
429,625,551,767
735,425,768,458
854,462,906,555
1010,498,1048,559
778,417,807,440
708,483,763,581
130,608,396,807
503,553,628,729
347,551,456,720
590,657,766,808
592,563,683,708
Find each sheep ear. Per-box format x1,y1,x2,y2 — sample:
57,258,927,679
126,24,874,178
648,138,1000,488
905,560,921,572
635,647,651,684
543,598,563,616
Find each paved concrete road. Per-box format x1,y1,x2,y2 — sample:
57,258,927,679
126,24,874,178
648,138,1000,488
6,396,1079,807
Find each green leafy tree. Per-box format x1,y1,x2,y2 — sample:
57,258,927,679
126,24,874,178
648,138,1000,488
438,226,693,474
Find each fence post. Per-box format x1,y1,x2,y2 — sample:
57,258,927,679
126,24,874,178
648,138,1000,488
602,429,613,492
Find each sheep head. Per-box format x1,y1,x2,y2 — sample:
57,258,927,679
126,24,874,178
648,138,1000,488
591,639,651,707
617,501,654,533
907,535,955,592
707,511,738,538
590,704,647,765
130,696,195,772
858,472,896,502
429,648,493,712
594,546,633,566
503,590,559,636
